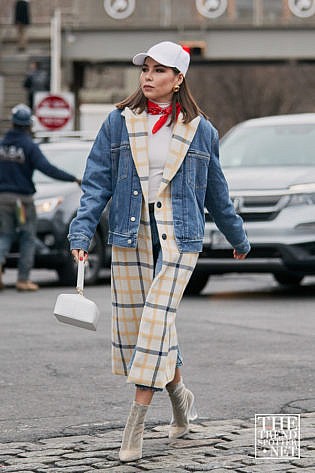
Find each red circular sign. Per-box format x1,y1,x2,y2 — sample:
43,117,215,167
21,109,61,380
35,95,72,130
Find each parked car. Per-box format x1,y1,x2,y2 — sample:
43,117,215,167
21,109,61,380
187,113,315,294
5,138,111,285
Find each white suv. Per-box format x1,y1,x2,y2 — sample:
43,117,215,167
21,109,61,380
187,114,315,294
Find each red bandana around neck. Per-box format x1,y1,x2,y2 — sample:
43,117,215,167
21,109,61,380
147,100,181,134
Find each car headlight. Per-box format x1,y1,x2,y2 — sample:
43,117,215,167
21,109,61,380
35,197,63,214
288,193,315,206
287,183,315,207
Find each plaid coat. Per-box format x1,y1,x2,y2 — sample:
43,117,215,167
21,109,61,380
111,108,200,389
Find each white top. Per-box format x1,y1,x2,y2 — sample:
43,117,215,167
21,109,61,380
147,102,173,203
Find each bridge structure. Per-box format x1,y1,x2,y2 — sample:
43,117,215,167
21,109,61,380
59,0,315,63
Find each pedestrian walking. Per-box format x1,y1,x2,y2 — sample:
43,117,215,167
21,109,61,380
0,104,81,291
23,61,50,110
68,41,250,462
14,0,31,51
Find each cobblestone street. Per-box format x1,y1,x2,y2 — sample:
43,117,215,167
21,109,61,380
0,413,314,473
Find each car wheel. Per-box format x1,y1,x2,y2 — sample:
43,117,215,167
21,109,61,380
57,232,103,286
185,271,209,295
273,272,304,286
84,232,103,285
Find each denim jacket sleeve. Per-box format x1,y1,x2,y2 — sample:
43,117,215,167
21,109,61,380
68,119,113,252
204,128,250,254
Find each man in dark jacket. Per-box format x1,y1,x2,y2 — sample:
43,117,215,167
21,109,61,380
23,61,49,110
0,104,81,291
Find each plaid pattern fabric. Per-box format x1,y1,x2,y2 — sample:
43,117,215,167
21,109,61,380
111,108,200,389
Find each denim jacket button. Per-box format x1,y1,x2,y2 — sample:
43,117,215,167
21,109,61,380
127,239,132,244
130,216,136,222
162,233,167,240
133,190,139,196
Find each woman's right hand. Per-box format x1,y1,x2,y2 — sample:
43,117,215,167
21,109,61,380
71,249,88,263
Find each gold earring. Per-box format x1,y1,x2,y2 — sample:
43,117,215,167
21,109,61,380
173,85,180,93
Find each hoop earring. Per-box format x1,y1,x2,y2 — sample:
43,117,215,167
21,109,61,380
173,85,180,93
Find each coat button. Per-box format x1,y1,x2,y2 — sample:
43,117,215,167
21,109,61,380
133,190,139,196
156,201,162,208
162,233,167,240
130,216,136,222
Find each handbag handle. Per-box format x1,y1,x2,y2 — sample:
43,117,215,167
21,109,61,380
76,259,85,295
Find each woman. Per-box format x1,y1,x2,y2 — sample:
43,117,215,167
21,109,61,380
69,41,250,462
14,0,31,51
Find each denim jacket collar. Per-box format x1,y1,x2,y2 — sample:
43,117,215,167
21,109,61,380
124,107,200,202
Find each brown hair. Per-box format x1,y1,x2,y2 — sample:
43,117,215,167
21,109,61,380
116,69,208,125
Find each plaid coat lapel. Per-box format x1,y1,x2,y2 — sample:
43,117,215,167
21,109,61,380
124,107,149,203
157,114,201,197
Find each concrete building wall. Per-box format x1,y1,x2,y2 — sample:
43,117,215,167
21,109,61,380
1,0,315,134
1,0,315,28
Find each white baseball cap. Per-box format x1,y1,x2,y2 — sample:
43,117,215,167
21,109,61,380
133,41,190,76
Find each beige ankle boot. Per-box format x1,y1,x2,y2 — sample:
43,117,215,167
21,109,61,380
16,280,39,291
166,378,197,440
119,401,149,462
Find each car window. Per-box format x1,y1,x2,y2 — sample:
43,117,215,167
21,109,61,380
33,145,92,183
220,124,315,167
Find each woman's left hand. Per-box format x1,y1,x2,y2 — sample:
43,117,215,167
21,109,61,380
233,249,248,260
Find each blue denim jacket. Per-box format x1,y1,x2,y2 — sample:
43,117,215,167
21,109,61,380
68,109,250,254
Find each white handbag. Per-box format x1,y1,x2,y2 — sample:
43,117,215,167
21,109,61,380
53,259,100,331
